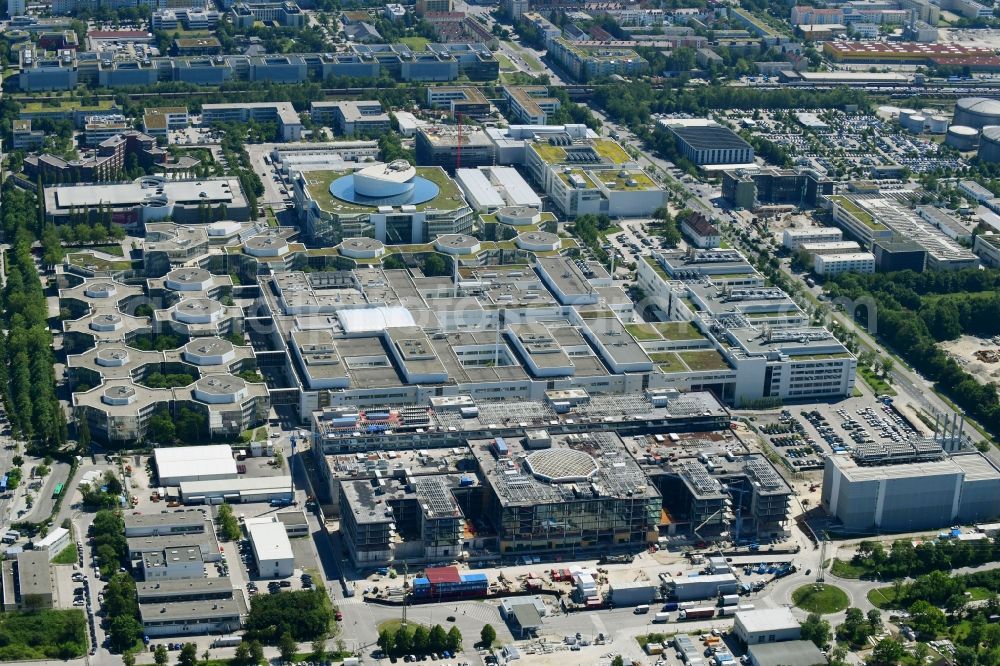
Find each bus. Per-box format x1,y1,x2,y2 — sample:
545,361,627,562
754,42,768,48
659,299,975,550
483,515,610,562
52,483,63,499
0,475,7,494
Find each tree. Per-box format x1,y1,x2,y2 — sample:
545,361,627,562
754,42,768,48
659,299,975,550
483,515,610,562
244,589,333,642
217,503,241,541
248,641,264,666
232,643,251,666
428,624,447,654
867,609,882,630
310,637,327,663
154,645,168,666
800,613,831,648
278,632,296,662
109,615,143,653
480,624,497,648
177,643,198,666
909,600,947,638
377,629,395,657
868,638,904,666
412,626,430,655
77,417,91,450
123,650,136,666
611,657,625,666
446,626,462,653
422,254,448,277
394,627,412,657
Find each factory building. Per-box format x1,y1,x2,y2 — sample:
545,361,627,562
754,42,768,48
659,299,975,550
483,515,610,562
140,599,242,637
43,176,250,227
154,445,238,486
660,120,754,166
735,608,802,645
246,517,295,578
822,445,1000,533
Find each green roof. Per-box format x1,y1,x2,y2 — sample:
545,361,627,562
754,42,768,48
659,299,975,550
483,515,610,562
829,195,887,231
22,100,115,113
305,166,465,215
679,350,731,371
654,322,704,341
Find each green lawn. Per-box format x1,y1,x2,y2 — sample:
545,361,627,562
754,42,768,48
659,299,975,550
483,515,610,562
679,350,731,371
399,36,430,50
792,584,850,614
830,558,867,579
858,365,896,397
52,544,78,565
867,586,901,609
495,52,516,71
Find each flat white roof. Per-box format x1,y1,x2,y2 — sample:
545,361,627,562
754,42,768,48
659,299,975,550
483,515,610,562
337,306,415,333
736,607,800,634
35,526,69,549
154,444,237,482
456,168,505,209
487,166,542,208
246,517,294,561
179,475,292,495
53,178,238,209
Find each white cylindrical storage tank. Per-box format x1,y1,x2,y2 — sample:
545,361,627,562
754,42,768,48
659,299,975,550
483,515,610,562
905,114,926,133
928,115,949,134
898,108,917,124
954,97,1000,130
978,126,1000,163
946,125,979,151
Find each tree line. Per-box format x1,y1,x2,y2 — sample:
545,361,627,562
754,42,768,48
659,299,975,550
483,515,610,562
0,184,67,453
827,268,1000,440
592,82,870,131
849,536,1000,581
377,623,462,659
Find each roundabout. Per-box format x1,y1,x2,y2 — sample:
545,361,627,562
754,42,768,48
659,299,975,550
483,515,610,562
792,583,850,614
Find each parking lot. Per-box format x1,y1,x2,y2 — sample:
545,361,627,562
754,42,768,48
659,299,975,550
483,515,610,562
754,394,922,478
715,109,966,178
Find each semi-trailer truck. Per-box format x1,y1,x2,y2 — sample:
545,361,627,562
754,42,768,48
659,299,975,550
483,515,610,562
679,607,716,620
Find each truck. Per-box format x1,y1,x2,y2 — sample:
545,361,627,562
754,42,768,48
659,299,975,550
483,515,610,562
661,601,679,612
653,612,671,623
718,606,738,616
679,607,716,620
634,605,650,614
269,498,294,507
212,636,242,648
720,594,739,607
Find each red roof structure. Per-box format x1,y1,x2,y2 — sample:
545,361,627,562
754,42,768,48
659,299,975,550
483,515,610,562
425,566,461,585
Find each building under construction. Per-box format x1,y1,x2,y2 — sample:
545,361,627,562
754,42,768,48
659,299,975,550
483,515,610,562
338,471,481,566
645,449,792,542
470,430,662,557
